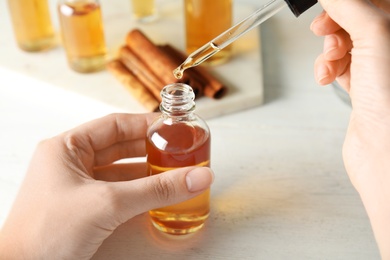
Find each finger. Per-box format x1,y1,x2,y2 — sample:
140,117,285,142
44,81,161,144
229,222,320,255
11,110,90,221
93,162,148,182
323,29,352,61
310,11,342,36
62,113,158,151
59,113,158,169
94,138,146,166
318,0,386,36
100,167,214,224
314,52,351,85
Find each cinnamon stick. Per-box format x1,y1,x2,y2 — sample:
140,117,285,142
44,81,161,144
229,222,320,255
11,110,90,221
194,63,228,99
119,46,163,101
106,60,160,112
159,44,228,99
125,29,204,97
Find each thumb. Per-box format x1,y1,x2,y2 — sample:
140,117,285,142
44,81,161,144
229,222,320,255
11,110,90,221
319,0,384,36
105,166,214,224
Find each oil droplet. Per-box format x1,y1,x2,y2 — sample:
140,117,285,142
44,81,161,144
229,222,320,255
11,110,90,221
173,66,183,79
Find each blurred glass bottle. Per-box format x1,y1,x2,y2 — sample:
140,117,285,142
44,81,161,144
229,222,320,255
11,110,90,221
58,0,107,73
7,0,56,52
130,0,158,23
184,0,232,65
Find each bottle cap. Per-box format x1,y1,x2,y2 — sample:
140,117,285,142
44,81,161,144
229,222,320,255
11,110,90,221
284,0,318,17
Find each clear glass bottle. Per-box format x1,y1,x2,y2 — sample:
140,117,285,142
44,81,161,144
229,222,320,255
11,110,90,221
146,83,211,235
7,0,56,52
57,0,107,73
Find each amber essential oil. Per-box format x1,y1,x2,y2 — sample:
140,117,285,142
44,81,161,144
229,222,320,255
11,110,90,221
146,84,211,235
7,0,56,52
58,0,106,73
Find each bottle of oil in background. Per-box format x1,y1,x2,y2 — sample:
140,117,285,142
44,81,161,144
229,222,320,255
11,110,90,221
130,0,158,22
146,83,211,235
7,0,56,52
57,0,106,73
184,0,232,65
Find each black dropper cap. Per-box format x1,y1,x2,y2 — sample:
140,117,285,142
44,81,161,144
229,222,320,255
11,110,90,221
284,0,318,17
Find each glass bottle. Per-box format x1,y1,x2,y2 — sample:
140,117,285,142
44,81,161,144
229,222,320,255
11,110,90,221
57,0,107,73
146,83,211,235
184,0,232,65
130,0,158,23
7,0,56,52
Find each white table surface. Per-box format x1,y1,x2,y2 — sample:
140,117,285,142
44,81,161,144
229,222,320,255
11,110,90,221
0,0,380,259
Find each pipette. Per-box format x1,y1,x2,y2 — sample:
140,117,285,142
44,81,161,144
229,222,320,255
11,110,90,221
173,0,317,79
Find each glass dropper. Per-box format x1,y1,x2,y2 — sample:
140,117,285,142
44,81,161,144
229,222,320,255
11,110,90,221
173,0,317,79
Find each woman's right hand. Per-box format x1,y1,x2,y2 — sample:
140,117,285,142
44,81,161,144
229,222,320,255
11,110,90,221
311,0,390,258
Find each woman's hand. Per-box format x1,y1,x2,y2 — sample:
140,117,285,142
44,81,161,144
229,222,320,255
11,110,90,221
311,0,390,258
0,113,214,259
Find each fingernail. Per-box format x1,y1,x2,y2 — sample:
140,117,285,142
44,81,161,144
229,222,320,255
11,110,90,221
186,167,214,192
310,11,326,31
316,64,330,84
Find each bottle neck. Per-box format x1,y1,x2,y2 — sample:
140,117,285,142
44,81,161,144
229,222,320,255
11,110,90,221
160,83,196,119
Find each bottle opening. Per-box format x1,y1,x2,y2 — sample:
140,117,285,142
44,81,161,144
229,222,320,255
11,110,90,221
160,83,196,116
